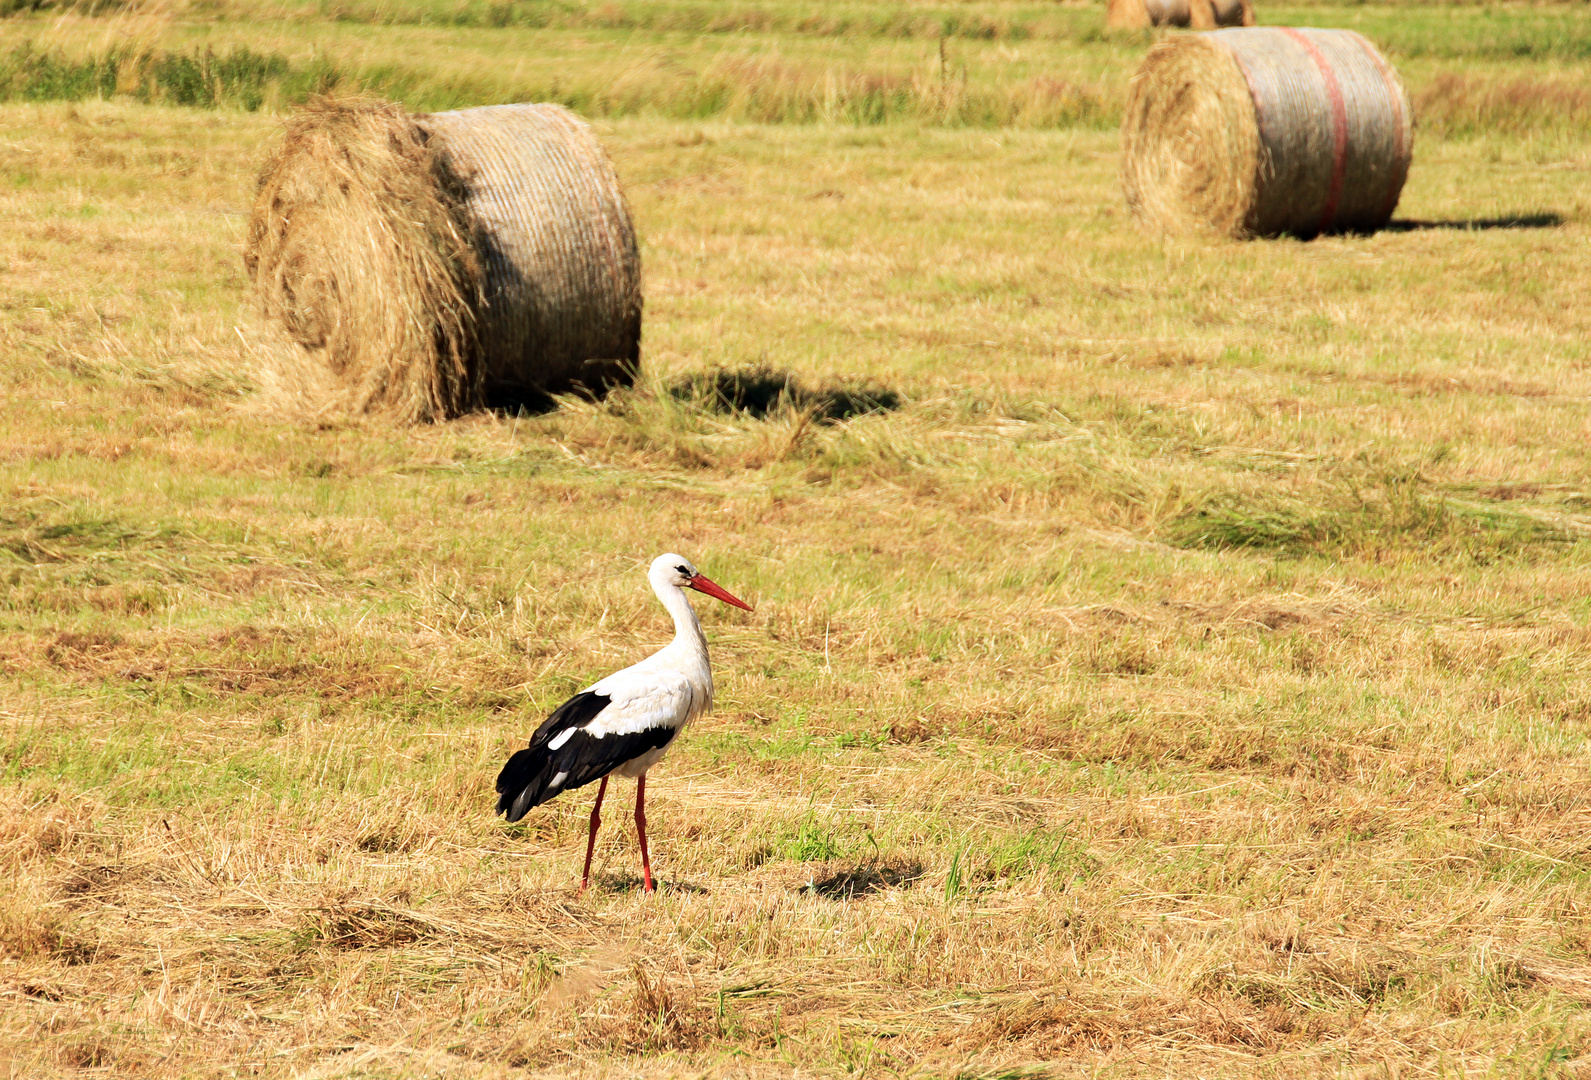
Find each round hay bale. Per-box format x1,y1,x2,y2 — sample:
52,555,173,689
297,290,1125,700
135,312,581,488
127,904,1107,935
1106,0,1254,31
1120,28,1411,239
244,98,641,422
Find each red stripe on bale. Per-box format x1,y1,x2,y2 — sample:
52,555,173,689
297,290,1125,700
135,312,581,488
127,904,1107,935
1280,27,1350,234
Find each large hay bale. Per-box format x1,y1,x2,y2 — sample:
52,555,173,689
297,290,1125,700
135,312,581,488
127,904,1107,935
1120,28,1411,239
1106,0,1254,31
245,98,641,422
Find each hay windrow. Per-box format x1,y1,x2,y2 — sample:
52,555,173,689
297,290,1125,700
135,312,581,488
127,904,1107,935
1121,28,1412,239
244,97,483,423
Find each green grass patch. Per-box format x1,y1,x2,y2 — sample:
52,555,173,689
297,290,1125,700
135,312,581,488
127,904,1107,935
0,43,339,110
1164,473,1581,563
781,810,846,862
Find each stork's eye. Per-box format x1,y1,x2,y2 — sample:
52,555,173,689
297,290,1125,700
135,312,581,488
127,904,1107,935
675,565,690,575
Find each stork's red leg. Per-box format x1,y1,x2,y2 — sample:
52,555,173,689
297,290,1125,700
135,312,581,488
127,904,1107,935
580,776,608,894
635,774,654,893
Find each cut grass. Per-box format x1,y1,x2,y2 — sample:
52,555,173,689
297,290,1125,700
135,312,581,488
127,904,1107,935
3,4,1591,1076
1162,468,1580,562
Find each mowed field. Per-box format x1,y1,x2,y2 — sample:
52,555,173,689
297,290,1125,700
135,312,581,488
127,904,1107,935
4,2,1591,1077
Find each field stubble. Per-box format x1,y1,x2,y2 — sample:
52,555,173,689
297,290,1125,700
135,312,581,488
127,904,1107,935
2,19,1591,1079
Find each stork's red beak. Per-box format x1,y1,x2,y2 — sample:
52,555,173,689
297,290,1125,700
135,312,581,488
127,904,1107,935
688,574,754,611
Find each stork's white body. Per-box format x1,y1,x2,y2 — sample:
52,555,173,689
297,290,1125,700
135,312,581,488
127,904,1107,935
495,553,751,892
580,568,715,779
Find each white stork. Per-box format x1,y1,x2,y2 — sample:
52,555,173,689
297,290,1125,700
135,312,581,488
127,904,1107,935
495,553,753,893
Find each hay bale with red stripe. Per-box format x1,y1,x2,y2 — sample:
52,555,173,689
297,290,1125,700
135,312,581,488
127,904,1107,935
1120,28,1411,239
245,97,642,423
1107,0,1255,31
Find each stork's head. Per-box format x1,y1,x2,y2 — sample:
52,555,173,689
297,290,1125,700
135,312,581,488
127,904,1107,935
650,552,753,611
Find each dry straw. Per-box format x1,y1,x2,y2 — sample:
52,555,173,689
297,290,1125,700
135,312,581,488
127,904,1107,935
1120,28,1412,239
245,98,641,423
1106,0,1254,31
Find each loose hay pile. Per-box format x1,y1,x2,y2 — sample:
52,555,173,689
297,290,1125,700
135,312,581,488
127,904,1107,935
245,98,641,423
1120,28,1412,239
1106,0,1254,31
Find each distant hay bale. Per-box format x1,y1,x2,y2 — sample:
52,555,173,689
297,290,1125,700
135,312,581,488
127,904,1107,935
244,98,641,423
1106,0,1254,31
1121,28,1412,239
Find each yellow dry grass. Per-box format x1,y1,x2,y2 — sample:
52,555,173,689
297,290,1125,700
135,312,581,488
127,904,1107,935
2,23,1591,1080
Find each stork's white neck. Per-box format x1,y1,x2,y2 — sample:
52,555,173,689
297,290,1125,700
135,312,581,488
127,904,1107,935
638,557,716,719
654,576,708,659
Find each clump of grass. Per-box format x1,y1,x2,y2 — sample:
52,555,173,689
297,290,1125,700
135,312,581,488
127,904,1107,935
0,42,118,101
0,900,96,964
943,839,970,902
1164,471,1576,563
534,367,908,471
0,506,184,564
296,901,433,950
781,810,843,862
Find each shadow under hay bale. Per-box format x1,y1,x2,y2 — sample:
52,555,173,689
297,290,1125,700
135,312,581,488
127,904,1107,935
1121,28,1412,239
669,366,902,423
1107,0,1254,30
1386,213,1563,232
245,97,641,423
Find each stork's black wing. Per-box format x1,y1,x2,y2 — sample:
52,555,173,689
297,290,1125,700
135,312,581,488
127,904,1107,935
494,689,678,822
